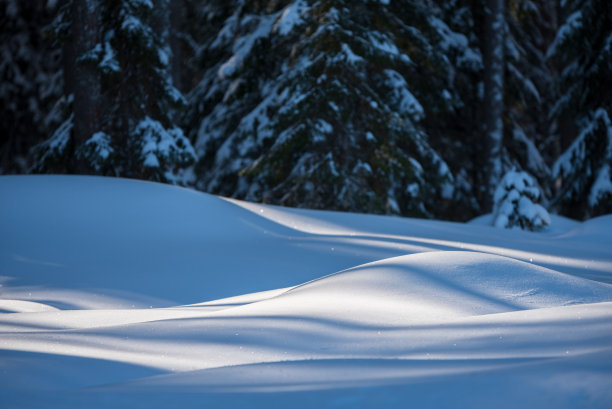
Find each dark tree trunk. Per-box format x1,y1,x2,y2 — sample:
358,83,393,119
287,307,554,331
482,0,505,211
169,0,188,93
62,20,75,99
71,0,101,173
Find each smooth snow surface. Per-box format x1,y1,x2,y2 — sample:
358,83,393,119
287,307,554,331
1,175,612,408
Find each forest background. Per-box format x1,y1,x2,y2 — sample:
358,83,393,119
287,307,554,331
1,0,610,223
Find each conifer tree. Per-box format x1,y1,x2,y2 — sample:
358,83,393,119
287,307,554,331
505,0,556,189
548,0,612,218
0,1,63,173
429,0,556,218
492,168,550,230
5,0,609,222
427,0,485,219
187,0,455,217
34,0,195,184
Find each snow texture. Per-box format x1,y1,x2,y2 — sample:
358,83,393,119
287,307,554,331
1,176,611,408
273,0,308,36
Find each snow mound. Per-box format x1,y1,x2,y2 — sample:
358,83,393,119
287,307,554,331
226,251,612,324
562,214,612,240
0,299,59,313
0,175,305,305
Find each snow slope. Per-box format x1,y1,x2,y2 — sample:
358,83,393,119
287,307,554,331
1,175,611,408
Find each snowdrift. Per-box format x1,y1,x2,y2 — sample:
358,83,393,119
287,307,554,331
238,252,612,324
1,175,611,408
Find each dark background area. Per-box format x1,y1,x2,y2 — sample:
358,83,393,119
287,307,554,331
1,0,610,221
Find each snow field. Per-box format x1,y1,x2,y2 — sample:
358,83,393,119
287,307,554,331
1,175,611,408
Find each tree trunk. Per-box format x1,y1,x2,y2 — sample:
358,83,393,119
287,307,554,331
71,0,101,173
482,0,505,211
169,0,188,93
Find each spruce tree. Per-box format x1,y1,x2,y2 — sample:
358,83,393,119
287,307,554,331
0,1,63,173
505,0,556,190
492,169,550,231
548,0,612,218
34,0,195,184
427,0,485,219
187,0,455,217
